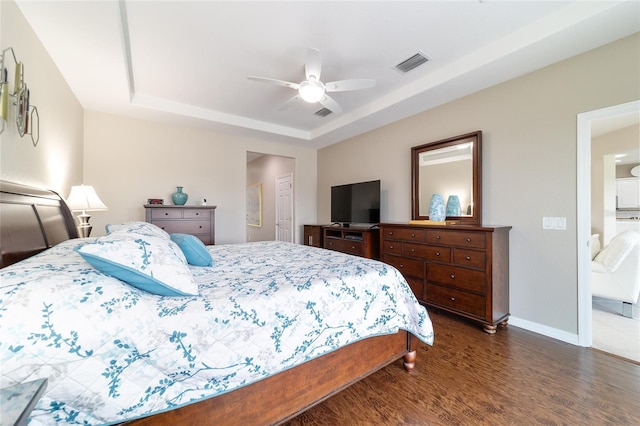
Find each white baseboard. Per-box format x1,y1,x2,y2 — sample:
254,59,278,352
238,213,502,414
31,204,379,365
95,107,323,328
508,316,580,346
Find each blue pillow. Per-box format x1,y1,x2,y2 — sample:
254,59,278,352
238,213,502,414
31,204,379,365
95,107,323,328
170,233,213,267
76,231,198,296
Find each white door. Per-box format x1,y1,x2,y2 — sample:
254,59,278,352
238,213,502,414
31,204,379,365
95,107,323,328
276,173,293,242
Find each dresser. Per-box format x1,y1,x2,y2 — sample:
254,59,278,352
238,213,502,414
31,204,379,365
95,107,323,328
144,205,216,245
380,223,511,334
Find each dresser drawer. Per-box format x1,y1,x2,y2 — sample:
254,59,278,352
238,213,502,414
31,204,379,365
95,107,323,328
409,244,451,262
427,264,486,294
151,209,183,219
426,284,486,319
153,220,211,235
325,237,364,256
382,227,426,242
382,254,424,279
452,248,486,269
183,209,211,219
426,230,485,249
382,240,403,255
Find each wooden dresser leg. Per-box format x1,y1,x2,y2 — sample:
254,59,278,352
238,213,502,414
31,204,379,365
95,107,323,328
403,350,417,371
483,324,497,335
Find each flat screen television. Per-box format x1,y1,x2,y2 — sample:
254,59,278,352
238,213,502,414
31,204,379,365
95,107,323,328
331,179,380,226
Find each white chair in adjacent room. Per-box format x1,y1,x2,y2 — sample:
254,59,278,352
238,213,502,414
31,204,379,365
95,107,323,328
591,231,640,318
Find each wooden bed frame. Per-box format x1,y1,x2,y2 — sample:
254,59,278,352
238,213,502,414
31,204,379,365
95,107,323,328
0,180,420,425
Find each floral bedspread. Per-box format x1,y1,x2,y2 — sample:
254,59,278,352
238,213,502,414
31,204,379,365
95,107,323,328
0,240,433,425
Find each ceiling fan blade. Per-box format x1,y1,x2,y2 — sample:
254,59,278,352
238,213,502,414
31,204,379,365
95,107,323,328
305,48,322,81
319,94,343,114
325,79,376,92
277,95,301,111
247,76,299,90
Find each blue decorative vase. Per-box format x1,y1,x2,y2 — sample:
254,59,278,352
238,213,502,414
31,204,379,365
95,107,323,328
429,194,446,222
171,186,188,205
446,195,461,216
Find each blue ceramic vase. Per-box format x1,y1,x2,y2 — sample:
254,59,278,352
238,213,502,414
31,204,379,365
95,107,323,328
429,194,446,222
446,195,461,216
171,186,188,205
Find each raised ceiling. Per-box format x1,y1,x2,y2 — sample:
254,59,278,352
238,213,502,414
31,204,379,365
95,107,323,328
16,1,640,149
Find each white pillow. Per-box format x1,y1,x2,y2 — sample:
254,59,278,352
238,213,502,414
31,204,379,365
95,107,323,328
590,234,601,260
77,230,198,296
105,221,170,240
593,231,640,272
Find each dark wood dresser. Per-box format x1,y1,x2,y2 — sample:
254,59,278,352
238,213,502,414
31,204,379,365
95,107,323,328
144,205,216,245
380,223,511,333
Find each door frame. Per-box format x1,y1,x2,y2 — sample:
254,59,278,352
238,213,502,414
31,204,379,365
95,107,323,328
576,99,640,347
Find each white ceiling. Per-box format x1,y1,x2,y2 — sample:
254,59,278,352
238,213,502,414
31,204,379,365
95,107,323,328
16,1,640,150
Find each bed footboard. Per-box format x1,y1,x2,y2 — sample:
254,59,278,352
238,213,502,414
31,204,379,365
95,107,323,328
124,330,418,426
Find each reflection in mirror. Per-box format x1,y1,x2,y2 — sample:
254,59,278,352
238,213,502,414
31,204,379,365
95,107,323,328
411,131,482,225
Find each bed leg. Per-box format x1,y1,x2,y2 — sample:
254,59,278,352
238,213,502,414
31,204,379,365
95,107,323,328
403,350,417,371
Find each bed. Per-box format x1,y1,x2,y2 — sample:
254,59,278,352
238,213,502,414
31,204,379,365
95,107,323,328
0,180,434,425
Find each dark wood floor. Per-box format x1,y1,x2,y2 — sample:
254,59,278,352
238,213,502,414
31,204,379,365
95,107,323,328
284,309,640,425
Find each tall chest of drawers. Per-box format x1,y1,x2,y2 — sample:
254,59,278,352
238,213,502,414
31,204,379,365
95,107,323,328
144,205,216,245
380,223,511,334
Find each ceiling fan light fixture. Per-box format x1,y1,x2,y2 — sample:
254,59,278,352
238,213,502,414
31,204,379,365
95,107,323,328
298,80,325,103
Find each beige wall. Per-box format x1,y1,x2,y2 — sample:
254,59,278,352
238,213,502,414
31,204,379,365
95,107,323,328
0,0,83,193
591,125,640,239
247,154,295,242
318,33,640,336
83,111,315,244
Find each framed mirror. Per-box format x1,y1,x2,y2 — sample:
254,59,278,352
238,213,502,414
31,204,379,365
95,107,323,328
411,131,482,225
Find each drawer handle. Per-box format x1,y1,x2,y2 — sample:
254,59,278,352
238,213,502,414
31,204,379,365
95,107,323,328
399,264,404,268
351,245,356,249
410,248,415,253
436,235,441,239
165,212,169,216
450,297,455,301
450,274,455,279
435,252,441,256
390,245,395,249
196,212,199,216
389,231,394,236
465,256,471,260
466,238,472,242
411,233,415,238
199,225,203,229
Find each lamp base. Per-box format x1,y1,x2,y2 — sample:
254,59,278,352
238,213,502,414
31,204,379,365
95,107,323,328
76,212,93,238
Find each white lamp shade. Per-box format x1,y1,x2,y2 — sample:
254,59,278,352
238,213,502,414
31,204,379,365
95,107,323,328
66,185,108,212
298,80,325,103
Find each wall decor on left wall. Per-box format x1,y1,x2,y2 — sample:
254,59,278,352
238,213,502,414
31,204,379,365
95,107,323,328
0,47,40,146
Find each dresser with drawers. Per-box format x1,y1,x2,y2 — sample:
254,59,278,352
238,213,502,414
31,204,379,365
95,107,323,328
144,205,216,245
380,223,511,333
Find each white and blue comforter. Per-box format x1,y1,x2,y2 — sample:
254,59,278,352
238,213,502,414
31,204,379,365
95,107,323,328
0,240,434,425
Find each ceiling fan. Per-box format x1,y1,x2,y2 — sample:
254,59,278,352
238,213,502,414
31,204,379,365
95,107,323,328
247,48,375,114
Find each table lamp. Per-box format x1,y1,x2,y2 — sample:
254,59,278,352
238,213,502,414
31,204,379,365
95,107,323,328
66,185,108,237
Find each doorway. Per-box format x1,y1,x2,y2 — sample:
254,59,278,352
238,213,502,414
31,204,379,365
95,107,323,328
246,152,295,243
577,100,640,359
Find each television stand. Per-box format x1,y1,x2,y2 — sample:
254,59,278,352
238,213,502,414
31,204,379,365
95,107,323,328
323,226,380,259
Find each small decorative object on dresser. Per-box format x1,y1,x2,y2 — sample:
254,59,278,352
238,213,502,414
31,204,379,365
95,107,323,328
446,195,461,216
144,204,216,245
428,194,446,222
380,223,511,334
171,186,188,205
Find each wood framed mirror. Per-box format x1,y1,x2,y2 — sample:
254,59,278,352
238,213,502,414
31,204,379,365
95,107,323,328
411,131,482,225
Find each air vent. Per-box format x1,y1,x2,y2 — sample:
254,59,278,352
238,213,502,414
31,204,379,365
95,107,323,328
394,52,430,73
315,107,333,117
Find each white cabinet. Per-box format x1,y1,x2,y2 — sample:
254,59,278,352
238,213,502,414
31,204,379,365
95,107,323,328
617,178,640,209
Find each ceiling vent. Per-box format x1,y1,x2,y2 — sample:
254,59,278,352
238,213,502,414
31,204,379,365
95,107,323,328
314,107,333,117
394,52,430,74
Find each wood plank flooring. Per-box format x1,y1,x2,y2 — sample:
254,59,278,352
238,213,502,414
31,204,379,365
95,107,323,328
284,309,640,425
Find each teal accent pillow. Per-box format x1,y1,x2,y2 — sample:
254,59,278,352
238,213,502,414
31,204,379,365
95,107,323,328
170,233,213,267
76,231,198,296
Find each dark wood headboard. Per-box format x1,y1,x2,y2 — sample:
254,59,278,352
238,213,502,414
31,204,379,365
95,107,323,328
0,180,78,268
